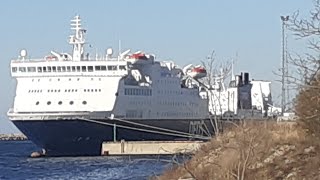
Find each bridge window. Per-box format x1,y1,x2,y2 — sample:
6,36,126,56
95,66,101,71
27,67,36,72
67,66,71,72
61,66,66,72
76,66,81,72
108,65,117,71
88,66,93,72
57,66,62,72
101,66,107,71
52,66,57,72
119,65,126,70
72,66,76,72
11,67,17,73
19,67,26,72
82,66,87,72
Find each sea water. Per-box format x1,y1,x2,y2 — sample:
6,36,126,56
0,141,174,180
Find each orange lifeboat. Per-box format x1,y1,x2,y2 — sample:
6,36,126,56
189,66,207,79
129,53,148,60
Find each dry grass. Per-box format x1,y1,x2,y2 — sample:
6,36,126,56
155,121,320,180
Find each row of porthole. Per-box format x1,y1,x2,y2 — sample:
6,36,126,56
30,89,102,93
32,78,102,82
35,101,87,105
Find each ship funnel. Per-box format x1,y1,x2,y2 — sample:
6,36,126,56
244,72,249,85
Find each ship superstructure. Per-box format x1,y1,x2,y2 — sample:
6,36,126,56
7,16,212,156
207,71,279,118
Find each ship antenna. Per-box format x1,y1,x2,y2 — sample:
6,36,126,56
69,15,86,61
118,40,121,60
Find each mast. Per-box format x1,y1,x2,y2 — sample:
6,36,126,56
69,15,86,61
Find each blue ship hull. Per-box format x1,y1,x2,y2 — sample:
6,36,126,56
13,119,213,156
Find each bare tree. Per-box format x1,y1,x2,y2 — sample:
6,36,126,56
288,0,320,137
200,50,232,136
288,0,320,87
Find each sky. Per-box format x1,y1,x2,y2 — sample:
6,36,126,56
0,0,314,133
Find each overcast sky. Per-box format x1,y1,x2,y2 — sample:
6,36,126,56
0,0,314,133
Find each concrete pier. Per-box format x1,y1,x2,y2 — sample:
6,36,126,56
101,140,204,156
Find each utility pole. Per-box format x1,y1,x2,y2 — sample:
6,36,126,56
281,15,289,115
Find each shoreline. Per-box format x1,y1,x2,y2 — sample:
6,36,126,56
0,134,27,141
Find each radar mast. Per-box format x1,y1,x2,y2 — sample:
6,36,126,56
69,15,86,61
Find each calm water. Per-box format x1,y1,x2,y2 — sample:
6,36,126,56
0,141,175,180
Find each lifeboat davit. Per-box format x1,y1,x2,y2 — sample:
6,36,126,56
189,66,207,79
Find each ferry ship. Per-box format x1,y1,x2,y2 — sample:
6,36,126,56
7,16,213,156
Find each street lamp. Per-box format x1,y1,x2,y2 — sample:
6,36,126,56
281,15,289,115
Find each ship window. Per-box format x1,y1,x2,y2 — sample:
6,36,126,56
69,101,74,105
19,67,26,72
108,65,117,71
27,67,36,72
84,89,86,92
81,66,87,72
47,66,52,72
119,65,126,70
47,101,51,105
61,66,66,72
11,67,17,73
95,66,101,71
57,66,62,72
76,66,81,72
37,67,42,73
99,89,101,92
52,66,57,72
58,101,62,105
82,101,87,105
88,66,93,72
72,66,76,72
35,101,39,105
101,66,107,71
67,66,71,72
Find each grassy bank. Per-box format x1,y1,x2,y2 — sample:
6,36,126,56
156,121,320,180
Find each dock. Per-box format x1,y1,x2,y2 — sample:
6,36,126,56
101,140,204,156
